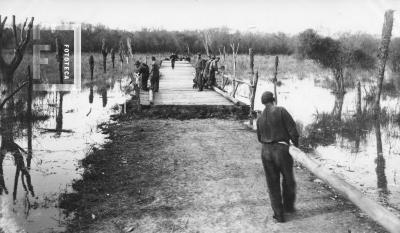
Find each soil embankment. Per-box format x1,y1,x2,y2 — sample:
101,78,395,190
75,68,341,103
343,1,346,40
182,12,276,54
61,113,385,232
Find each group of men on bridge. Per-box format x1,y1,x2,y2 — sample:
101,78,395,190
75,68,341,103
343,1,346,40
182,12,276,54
194,54,220,91
134,57,160,92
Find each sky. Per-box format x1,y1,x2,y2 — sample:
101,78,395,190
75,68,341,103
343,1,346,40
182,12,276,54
1,0,400,36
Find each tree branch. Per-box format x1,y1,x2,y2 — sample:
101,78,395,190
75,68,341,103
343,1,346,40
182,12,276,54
12,15,18,47
10,17,34,70
0,81,28,110
20,18,28,44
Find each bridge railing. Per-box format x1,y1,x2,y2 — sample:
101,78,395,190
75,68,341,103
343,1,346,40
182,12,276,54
214,69,259,125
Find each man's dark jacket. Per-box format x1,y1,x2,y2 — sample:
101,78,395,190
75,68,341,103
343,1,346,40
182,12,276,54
256,104,299,146
138,63,150,78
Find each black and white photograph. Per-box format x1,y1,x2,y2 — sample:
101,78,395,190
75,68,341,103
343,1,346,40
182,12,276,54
0,0,400,232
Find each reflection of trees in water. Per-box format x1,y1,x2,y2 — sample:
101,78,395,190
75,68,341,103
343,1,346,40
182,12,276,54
301,92,394,151
55,92,64,136
0,107,35,207
331,92,345,121
100,88,107,107
301,91,390,200
89,86,94,104
374,116,388,201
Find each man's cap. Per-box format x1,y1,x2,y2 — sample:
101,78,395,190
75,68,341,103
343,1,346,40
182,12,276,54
261,91,275,104
134,61,140,65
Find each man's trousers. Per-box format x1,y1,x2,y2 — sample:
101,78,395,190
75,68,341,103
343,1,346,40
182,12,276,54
261,143,296,218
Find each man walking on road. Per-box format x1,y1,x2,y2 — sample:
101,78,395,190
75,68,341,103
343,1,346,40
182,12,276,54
135,61,150,91
150,56,160,92
256,91,299,223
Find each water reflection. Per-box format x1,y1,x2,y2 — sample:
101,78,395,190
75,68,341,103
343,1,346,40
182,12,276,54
331,92,345,121
1,107,35,210
55,92,64,136
89,85,94,104
100,88,108,107
0,72,131,232
374,117,388,196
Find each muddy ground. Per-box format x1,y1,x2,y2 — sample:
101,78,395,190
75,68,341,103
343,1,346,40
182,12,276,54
60,116,386,233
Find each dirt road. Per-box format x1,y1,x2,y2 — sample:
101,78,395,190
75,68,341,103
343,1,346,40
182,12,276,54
63,118,385,233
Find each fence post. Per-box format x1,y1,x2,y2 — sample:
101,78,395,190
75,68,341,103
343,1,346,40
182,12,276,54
249,71,259,126
249,48,254,75
232,55,236,97
273,56,279,105
356,80,362,117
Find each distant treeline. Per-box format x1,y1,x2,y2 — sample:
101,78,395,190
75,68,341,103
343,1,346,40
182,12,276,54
0,24,305,55
1,23,400,71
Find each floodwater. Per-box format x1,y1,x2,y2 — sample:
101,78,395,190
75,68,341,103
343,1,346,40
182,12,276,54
233,73,400,216
0,75,131,232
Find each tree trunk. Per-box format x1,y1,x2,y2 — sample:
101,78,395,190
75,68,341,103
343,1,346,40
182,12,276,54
273,56,279,104
332,92,345,121
374,10,394,118
27,66,33,169
374,119,388,194
0,70,15,110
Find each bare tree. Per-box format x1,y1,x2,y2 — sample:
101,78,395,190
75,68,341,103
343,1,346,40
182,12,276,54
374,10,394,117
230,39,240,97
126,37,134,63
202,31,211,57
0,15,34,110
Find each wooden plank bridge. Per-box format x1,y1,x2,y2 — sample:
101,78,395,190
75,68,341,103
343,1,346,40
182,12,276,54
140,60,234,106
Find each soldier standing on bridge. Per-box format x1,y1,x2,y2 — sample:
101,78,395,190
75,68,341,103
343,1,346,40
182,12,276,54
208,56,220,87
170,53,178,69
194,53,206,91
150,56,160,92
202,56,213,89
256,91,299,223
135,61,150,91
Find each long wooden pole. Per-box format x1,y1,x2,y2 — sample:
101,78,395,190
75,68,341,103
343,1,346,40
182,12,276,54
374,10,394,117
249,48,255,126
289,146,400,233
249,71,259,126
27,65,33,169
356,80,362,117
273,56,279,105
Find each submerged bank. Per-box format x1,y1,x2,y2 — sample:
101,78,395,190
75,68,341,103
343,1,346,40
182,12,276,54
60,110,385,233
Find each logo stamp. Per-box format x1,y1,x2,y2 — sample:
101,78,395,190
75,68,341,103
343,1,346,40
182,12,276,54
33,24,81,91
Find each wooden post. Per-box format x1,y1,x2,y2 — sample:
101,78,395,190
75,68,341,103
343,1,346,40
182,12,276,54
231,43,239,98
111,48,115,69
101,38,108,73
55,37,63,84
249,48,254,75
356,80,362,117
27,65,33,169
89,55,94,80
273,56,279,105
119,40,124,71
289,146,400,233
374,10,394,117
249,71,259,126
249,48,255,126
374,120,388,192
